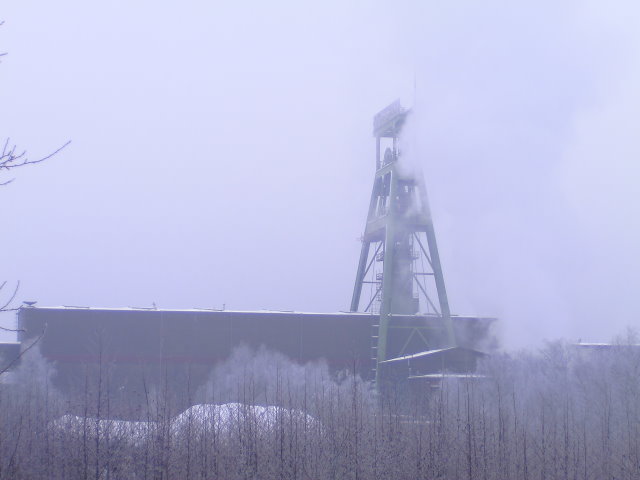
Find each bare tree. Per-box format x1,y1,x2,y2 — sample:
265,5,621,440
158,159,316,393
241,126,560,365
0,21,68,383
0,281,19,316
1,20,71,187
0,20,70,322
1,340,640,479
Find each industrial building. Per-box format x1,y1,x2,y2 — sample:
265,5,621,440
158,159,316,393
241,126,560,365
10,101,495,416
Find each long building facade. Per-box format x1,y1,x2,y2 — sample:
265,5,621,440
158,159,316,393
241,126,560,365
17,306,494,416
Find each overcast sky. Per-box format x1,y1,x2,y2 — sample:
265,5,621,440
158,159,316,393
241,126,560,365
1,1,639,348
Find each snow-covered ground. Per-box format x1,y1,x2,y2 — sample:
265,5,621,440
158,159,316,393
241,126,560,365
51,415,155,446
51,403,319,445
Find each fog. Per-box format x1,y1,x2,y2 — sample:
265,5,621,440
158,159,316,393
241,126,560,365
1,1,639,347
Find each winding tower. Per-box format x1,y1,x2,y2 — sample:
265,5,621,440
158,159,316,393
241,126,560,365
350,100,456,382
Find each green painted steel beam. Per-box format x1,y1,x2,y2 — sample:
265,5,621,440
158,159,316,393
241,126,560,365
375,165,398,384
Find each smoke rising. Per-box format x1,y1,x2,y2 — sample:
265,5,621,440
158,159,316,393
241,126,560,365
393,1,640,347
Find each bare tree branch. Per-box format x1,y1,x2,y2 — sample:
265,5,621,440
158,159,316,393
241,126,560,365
0,20,5,63
0,281,25,333
0,325,23,332
1,21,71,185
0,280,20,311
0,22,71,323
0,325,45,376
0,139,72,185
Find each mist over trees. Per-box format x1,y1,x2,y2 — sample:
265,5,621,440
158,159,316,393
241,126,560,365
1,338,639,480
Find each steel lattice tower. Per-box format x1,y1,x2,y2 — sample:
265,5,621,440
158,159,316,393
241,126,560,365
350,100,456,382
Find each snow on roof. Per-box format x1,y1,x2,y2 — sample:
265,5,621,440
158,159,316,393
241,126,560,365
381,346,487,363
21,305,493,319
22,305,377,316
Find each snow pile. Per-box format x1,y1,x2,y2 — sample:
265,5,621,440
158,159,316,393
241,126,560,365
172,403,319,435
52,415,155,446
51,403,319,446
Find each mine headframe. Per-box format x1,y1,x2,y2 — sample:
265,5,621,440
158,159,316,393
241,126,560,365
350,100,457,384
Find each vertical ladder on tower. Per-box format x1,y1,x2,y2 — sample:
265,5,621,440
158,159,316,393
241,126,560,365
371,321,380,379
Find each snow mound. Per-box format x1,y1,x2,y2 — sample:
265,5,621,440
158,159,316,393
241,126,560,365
172,403,318,434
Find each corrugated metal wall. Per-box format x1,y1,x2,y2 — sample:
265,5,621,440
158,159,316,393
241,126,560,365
17,307,493,417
